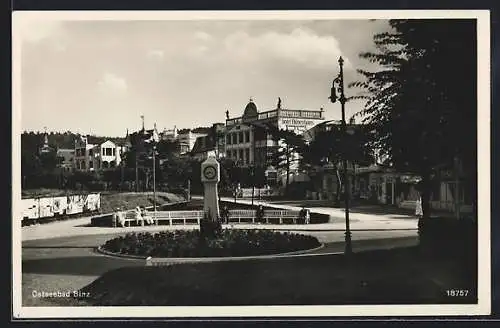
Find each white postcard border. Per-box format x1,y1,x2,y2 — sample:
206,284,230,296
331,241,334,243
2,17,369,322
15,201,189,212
12,9,491,319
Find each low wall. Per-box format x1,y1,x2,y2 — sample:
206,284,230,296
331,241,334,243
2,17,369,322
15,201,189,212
21,193,101,225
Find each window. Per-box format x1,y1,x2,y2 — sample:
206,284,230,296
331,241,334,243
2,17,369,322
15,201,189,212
82,161,86,169
112,148,116,156
233,150,237,159
105,148,112,156
89,161,93,169
245,148,250,164
239,149,244,161
226,150,231,158
245,131,250,143
227,135,231,145
232,133,237,144
239,132,244,144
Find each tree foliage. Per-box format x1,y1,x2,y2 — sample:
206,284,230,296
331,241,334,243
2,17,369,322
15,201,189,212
349,19,477,219
300,123,374,202
267,128,305,194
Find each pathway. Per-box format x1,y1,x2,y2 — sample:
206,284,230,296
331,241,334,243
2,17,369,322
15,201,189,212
19,197,419,306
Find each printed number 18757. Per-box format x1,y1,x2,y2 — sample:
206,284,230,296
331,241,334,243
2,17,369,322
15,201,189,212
446,289,469,297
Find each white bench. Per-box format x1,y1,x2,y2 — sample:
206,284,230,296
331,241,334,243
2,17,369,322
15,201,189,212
226,209,300,224
113,209,303,227
117,211,143,227
265,210,300,224
154,210,205,225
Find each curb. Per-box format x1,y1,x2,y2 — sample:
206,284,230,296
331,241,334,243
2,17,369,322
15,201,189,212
95,243,325,265
263,227,418,232
95,246,148,260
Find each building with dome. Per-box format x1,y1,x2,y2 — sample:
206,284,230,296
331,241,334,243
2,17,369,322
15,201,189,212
224,98,325,184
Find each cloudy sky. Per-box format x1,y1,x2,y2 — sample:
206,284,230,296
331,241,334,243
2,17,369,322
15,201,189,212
17,15,391,137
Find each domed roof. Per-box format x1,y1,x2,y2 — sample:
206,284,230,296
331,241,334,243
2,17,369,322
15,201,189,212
243,98,258,118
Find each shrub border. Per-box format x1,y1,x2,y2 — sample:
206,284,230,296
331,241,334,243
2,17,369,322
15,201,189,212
95,242,325,264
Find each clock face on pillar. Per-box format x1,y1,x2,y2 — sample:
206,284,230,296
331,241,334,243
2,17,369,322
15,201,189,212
203,165,217,180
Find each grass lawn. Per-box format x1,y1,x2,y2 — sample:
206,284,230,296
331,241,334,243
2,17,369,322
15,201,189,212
22,188,73,199
77,247,477,306
99,191,185,213
22,188,186,213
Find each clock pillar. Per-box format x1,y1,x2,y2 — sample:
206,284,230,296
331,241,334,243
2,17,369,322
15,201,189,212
201,154,220,221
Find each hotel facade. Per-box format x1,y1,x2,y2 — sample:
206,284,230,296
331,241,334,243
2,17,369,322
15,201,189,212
223,98,325,169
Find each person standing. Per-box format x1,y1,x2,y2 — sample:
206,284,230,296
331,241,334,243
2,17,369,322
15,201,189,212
221,205,230,224
305,208,311,224
256,205,265,224
415,195,423,219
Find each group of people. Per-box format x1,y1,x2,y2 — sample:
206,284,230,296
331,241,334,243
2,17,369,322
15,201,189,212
134,206,155,225
299,207,311,225
112,206,155,227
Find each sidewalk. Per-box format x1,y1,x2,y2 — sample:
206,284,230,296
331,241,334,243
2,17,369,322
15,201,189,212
20,196,418,242
21,217,417,242
218,197,418,223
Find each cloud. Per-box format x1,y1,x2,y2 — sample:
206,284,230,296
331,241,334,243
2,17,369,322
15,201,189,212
97,72,127,92
187,45,210,59
222,27,350,69
147,49,164,60
194,31,213,42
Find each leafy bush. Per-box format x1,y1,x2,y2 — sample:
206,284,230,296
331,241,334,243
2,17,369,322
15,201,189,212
199,218,222,239
101,229,321,258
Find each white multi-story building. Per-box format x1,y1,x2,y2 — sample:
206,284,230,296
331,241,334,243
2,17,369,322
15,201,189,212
74,135,128,171
178,130,207,154
224,98,325,168
189,98,325,186
161,126,178,141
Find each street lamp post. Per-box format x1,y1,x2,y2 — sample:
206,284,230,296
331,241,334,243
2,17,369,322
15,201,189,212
151,123,159,222
251,165,255,206
153,144,156,220
329,56,353,256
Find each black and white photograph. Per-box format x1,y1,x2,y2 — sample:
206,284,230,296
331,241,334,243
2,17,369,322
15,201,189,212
12,10,491,318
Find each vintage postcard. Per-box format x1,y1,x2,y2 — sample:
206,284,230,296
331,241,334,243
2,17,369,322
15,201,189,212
12,10,491,319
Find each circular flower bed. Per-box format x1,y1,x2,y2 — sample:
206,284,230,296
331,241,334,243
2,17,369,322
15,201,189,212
101,229,321,258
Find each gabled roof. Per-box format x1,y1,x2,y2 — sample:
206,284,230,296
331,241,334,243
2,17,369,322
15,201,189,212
87,136,107,145
191,135,215,154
